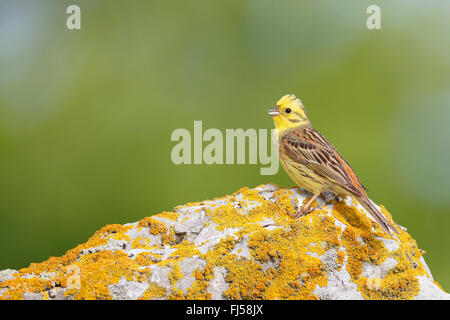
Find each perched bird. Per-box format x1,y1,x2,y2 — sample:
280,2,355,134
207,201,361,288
268,94,398,234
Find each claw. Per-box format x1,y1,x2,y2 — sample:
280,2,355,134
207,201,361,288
288,193,321,219
288,203,316,219
287,210,300,219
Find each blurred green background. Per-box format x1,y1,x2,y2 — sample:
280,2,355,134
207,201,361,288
0,0,449,291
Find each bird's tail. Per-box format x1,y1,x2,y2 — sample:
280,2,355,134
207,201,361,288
356,195,399,235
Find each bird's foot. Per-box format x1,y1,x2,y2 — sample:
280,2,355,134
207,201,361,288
288,193,321,219
288,203,316,219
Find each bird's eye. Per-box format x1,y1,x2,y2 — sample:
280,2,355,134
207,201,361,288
285,108,291,113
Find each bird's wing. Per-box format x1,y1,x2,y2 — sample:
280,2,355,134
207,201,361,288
281,126,366,196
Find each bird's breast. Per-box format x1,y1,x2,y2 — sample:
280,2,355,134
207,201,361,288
279,156,329,194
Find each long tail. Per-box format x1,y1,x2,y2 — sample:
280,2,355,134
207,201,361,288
356,195,399,235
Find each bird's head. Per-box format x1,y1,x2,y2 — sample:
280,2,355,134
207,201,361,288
268,94,310,131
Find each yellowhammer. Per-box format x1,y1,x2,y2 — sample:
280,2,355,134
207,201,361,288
268,94,398,234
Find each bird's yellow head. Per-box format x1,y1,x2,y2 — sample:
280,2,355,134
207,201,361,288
268,94,310,131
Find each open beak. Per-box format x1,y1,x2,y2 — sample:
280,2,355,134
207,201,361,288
267,107,280,117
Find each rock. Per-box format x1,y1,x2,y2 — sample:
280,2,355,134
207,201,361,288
0,269,18,283
0,184,448,300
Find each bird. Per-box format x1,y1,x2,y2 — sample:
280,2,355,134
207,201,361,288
268,94,398,235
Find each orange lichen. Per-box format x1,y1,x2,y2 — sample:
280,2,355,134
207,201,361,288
336,250,345,271
0,185,444,300
135,252,162,265
131,236,153,249
138,218,168,235
333,198,427,299
140,282,166,299
185,268,211,300
168,264,183,287
157,211,180,221
166,287,185,300
168,240,201,259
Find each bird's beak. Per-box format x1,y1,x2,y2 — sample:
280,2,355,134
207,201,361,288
267,107,280,117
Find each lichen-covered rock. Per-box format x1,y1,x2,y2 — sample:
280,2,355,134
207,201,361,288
0,184,448,300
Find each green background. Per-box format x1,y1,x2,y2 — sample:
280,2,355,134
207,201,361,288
0,0,449,291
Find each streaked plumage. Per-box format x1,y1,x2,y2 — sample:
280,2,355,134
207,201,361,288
268,94,398,234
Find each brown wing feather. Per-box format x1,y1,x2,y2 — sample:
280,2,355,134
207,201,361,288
281,126,398,234
281,126,366,197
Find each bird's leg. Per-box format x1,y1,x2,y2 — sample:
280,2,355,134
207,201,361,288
290,193,321,219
